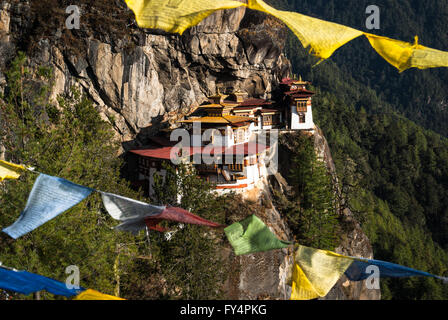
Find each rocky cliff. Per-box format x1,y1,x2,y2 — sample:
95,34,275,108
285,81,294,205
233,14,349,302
0,0,290,146
0,0,380,300
313,127,381,300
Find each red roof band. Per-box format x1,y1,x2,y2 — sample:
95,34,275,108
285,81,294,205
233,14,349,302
237,98,274,107
130,142,270,160
284,89,315,96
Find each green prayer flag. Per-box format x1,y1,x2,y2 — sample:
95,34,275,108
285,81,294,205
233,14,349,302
225,215,292,255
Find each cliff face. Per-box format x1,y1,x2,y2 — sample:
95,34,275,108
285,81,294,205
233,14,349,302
313,127,381,300
0,0,379,300
0,0,290,146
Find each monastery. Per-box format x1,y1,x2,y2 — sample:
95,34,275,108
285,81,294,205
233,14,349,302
130,76,315,195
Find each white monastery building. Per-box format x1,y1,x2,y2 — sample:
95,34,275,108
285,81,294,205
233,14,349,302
130,76,316,195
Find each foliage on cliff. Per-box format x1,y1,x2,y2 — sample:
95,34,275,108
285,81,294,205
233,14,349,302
16,0,135,56
265,0,448,300
313,90,448,299
273,133,339,251
269,0,448,137
0,53,238,300
0,52,140,299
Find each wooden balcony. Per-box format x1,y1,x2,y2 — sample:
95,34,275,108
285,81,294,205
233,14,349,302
196,164,220,174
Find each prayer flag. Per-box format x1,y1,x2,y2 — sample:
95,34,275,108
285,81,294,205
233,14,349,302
344,257,446,281
144,206,225,232
2,174,93,239
290,245,353,300
0,160,26,181
224,215,292,256
74,289,125,300
101,192,165,221
114,217,151,235
124,0,246,34
247,0,363,60
113,206,223,234
290,245,448,300
365,34,448,72
0,267,84,297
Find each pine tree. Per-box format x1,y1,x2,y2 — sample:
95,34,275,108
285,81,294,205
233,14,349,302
287,134,338,250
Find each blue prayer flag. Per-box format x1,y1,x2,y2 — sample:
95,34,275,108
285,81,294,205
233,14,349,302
0,267,85,297
344,258,445,281
2,174,93,239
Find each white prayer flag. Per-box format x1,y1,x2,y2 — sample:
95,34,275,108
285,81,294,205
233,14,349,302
2,174,93,239
100,192,165,221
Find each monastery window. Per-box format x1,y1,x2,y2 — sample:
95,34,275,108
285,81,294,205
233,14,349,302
263,115,272,126
229,163,244,172
299,113,306,123
297,101,307,112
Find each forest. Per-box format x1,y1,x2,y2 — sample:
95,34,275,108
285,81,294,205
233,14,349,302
268,0,448,299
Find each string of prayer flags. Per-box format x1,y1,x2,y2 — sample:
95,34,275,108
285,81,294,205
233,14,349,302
74,289,126,300
124,0,246,35
0,160,26,181
125,0,448,72
101,192,166,221
247,0,363,60
2,174,93,239
290,245,448,300
144,206,226,232
224,215,292,256
247,0,448,71
0,266,84,297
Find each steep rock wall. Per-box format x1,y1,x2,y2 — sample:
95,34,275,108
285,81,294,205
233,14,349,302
0,0,290,146
313,127,381,300
0,0,380,300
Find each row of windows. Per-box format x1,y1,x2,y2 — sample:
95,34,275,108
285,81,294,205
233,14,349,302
262,114,281,126
228,163,244,172
297,101,307,112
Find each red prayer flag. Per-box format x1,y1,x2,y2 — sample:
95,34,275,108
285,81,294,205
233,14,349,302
144,207,226,232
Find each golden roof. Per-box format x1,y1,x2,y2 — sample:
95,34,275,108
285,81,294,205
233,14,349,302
293,75,309,85
198,103,239,108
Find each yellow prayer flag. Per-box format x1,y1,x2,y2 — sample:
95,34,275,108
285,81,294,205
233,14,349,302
365,33,448,72
0,160,25,181
290,263,320,300
290,245,354,300
124,0,448,72
124,0,246,35
247,0,363,60
74,289,126,300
